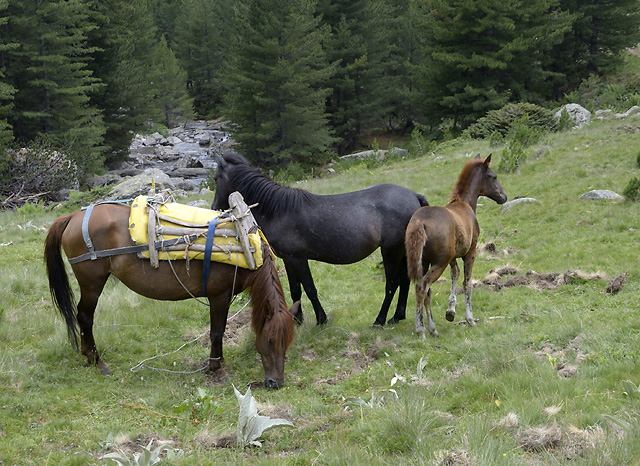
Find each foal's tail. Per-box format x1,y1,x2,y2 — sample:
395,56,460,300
405,219,428,282
44,214,79,349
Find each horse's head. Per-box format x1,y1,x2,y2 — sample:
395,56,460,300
211,152,253,210
479,154,508,204
211,153,232,210
254,301,299,388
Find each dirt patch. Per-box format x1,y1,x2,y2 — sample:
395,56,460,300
605,273,628,294
475,267,609,292
433,448,474,465
533,334,588,378
517,424,562,452
188,308,253,349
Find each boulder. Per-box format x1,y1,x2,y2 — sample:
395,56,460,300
103,168,176,201
579,190,623,200
501,197,539,211
554,104,591,127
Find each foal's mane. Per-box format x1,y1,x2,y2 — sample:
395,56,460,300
449,158,485,202
248,242,295,350
223,152,313,216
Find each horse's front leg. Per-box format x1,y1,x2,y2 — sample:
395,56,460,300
286,257,327,325
446,260,460,322
208,293,232,375
283,260,304,325
462,253,476,327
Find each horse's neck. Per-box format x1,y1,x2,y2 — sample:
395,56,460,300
454,174,482,212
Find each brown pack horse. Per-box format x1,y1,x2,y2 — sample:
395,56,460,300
44,203,297,388
406,154,507,338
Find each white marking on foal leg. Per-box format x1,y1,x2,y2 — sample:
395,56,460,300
446,260,459,322
463,272,475,327
426,288,438,337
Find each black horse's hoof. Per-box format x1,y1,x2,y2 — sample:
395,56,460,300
387,315,405,324
316,317,328,325
446,311,455,322
371,321,385,329
293,314,304,326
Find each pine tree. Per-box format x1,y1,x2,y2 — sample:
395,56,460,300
549,0,640,98
151,35,193,127
0,0,16,147
173,0,234,116
5,0,106,176
318,0,388,154
225,0,335,167
419,0,572,130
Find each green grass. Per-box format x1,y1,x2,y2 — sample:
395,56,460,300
2,116,640,465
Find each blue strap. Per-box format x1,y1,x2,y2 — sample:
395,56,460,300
201,218,218,297
81,204,97,260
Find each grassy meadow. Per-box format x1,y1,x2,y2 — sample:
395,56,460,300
1,115,640,465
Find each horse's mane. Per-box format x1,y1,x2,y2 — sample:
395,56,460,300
248,242,295,350
449,158,485,202
223,152,313,216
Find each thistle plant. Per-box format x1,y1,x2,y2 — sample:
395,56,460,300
100,438,184,465
233,385,294,448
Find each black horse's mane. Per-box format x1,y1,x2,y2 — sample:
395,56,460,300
223,152,314,216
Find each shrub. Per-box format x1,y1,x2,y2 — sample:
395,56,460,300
623,177,640,202
465,103,556,140
0,139,79,209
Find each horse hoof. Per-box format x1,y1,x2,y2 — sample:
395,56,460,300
97,362,111,375
387,315,405,324
210,368,228,384
371,322,384,329
467,319,477,327
316,316,328,325
293,314,304,326
446,311,455,322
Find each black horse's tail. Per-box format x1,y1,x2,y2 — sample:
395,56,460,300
417,193,429,207
44,214,79,349
405,219,428,282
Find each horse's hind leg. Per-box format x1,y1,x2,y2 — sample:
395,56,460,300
446,260,460,322
415,264,447,338
377,251,408,326
74,271,111,374
462,253,477,327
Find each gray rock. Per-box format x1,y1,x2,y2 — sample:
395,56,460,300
554,103,591,127
579,189,623,200
501,197,539,211
103,168,176,201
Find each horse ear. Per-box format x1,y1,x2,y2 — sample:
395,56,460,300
484,153,492,165
475,153,481,159
214,153,226,171
289,301,301,318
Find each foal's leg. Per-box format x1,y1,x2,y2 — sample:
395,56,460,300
462,252,477,327
414,264,447,338
446,260,460,322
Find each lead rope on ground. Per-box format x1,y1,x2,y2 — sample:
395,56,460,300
129,297,251,374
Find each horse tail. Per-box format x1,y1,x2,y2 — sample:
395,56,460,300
417,193,429,207
405,218,428,282
44,214,79,349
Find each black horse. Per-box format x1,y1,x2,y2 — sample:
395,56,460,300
211,152,428,327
